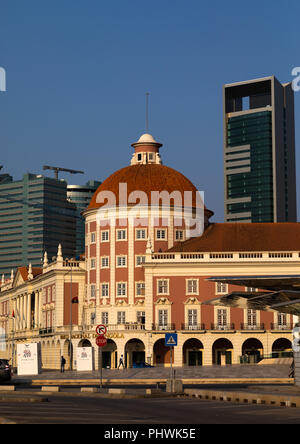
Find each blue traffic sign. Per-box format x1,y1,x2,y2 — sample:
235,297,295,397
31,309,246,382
165,333,178,347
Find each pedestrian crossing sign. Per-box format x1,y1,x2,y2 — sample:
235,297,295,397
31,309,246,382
165,333,178,347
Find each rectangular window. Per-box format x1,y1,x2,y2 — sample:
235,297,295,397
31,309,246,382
157,279,169,294
117,283,126,297
136,229,146,240
158,309,168,328
90,285,96,299
116,229,127,240
101,257,109,268
90,258,96,269
91,232,96,243
217,309,227,328
216,282,228,294
247,309,257,327
278,312,287,327
136,255,146,267
116,256,127,267
156,229,166,240
187,279,198,294
117,311,126,324
175,230,184,241
188,309,198,328
101,283,109,298
101,312,108,325
137,311,145,324
90,312,96,325
101,231,109,242
136,282,145,296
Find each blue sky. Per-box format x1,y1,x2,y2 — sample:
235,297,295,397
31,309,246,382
0,0,299,222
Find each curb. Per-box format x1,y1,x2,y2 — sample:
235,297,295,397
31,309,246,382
184,388,300,408
30,377,293,386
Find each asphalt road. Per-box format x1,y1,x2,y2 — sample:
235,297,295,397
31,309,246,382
1,395,300,425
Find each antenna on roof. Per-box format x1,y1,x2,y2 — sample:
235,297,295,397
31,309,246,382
145,92,150,133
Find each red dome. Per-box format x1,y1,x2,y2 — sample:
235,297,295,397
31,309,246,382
87,163,213,217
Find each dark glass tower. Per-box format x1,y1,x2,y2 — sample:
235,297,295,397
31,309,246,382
223,76,297,223
0,173,77,277
67,180,101,257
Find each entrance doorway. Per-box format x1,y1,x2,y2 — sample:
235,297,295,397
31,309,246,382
183,338,204,366
188,350,202,366
213,338,233,365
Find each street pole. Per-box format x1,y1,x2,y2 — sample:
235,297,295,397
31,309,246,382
100,347,103,389
68,261,73,371
170,346,173,390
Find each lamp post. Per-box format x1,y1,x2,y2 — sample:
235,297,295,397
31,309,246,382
65,259,73,371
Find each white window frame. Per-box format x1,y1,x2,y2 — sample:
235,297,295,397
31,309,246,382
186,279,199,295
90,258,96,269
90,284,96,299
157,279,169,295
247,309,257,327
101,257,109,268
116,255,127,268
187,309,198,329
175,230,184,241
216,282,228,294
116,229,127,241
217,308,227,329
91,232,96,244
156,229,167,240
136,282,145,296
117,282,127,297
117,311,126,324
101,283,109,298
101,230,109,242
136,255,146,267
101,311,108,325
135,228,147,240
158,309,168,329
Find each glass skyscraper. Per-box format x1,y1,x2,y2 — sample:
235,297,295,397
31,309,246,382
0,173,77,277
223,76,297,223
67,180,101,257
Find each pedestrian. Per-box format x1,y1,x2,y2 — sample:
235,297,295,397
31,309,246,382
61,355,66,373
118,354,125,369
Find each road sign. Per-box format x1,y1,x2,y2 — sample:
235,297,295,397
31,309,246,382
165,333,178,347
96,324,107,336
96,335,107,347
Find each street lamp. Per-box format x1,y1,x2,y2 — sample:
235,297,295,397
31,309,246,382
65,259,73,371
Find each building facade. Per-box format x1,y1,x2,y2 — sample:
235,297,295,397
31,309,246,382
0,133,295,370
0,173,77,277
67,180,102,257
223,76,297,223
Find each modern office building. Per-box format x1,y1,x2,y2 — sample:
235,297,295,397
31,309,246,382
0,173,77,277
223,76,297,223
67,180,101,257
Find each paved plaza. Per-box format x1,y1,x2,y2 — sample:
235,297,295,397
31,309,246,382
12,363,292,382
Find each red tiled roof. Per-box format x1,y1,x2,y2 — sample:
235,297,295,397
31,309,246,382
168,223,300,252
18,267,43,281
87,163,213,216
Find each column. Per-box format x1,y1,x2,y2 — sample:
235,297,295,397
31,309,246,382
27,293,31,330
34,291,38,329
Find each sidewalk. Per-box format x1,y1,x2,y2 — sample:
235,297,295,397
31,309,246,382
12,363,293,382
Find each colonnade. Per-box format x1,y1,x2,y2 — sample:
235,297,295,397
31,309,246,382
12,289,43,331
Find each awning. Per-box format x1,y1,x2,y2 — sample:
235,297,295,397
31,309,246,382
204,276,300,315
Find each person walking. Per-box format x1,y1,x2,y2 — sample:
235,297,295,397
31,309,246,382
118,354,125,369
60,355,66,373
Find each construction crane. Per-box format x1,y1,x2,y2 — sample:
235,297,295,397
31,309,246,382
43,165,84,180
